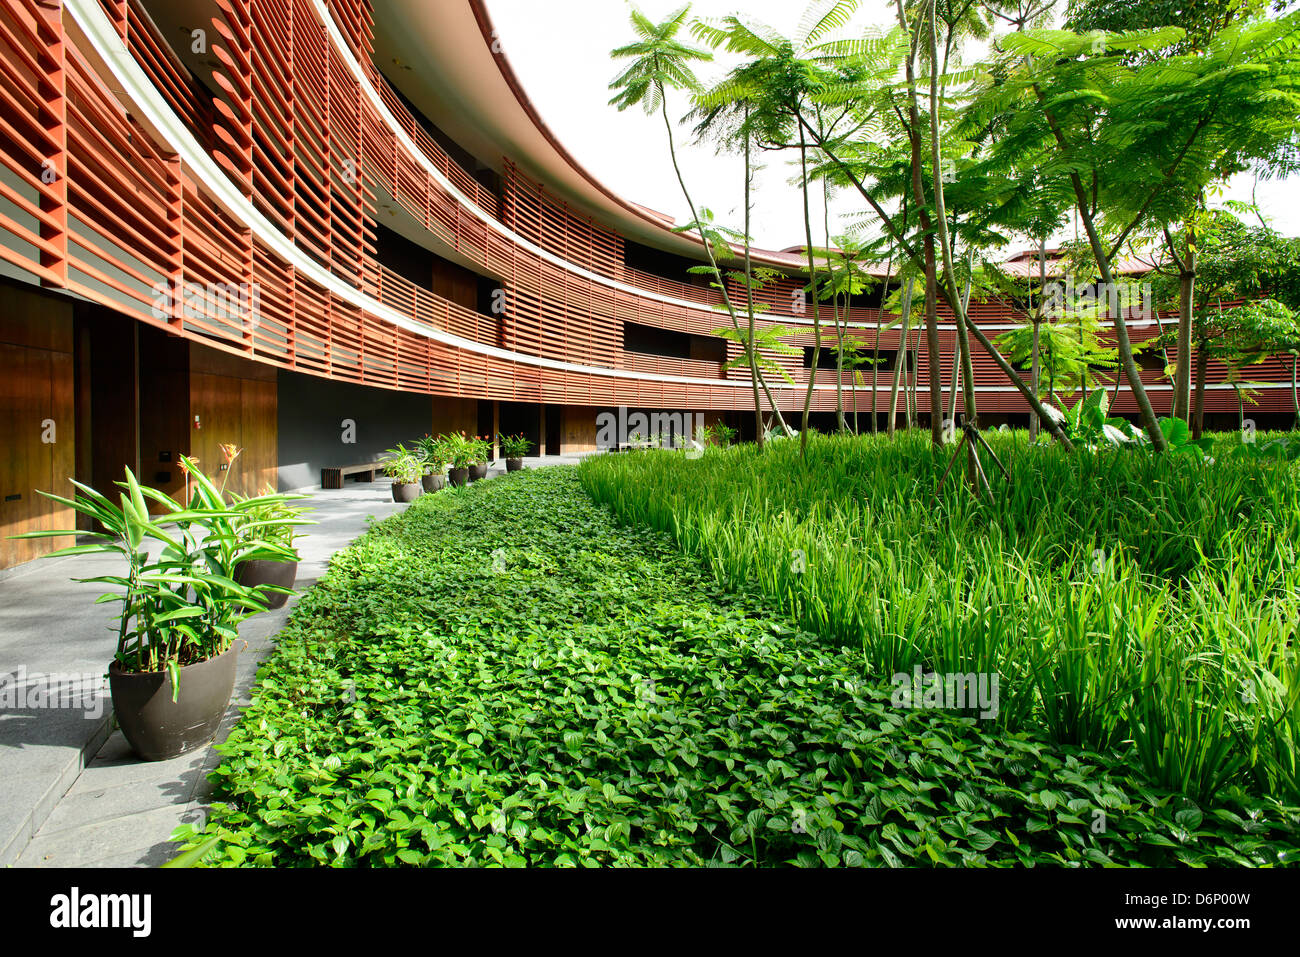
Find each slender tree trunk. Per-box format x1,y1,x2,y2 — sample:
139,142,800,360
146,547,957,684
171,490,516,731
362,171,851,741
947,333,960,423
1029,240,1046,439
926,0,979,483
1291,353,1299,430
896,0,944,449
889,280,914,438
908,325,919,428
1033,89,1166,450
660,98,786,442
823,181,848,434
1193,340,1209,439
797,124,824,456
853,363,860,433
1172,214,1198,422
742,128,768,449
872,273,886,434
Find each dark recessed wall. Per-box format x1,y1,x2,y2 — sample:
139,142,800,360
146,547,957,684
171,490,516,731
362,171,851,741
276,370,430,490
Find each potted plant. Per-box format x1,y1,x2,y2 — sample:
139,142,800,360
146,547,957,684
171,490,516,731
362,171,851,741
444,432,474,487
383,444,424,502
231,485,313,610
416,434,448,492
468,435,492,482
498,433,533,472
12,459,299,760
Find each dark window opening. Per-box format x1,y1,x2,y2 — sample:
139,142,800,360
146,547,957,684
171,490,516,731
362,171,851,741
624,321,725,364
809,347,912,372
842,282,888,310
803,347,842,371
478,277,504,320
623,240,710,289
1136,347,1169,372
375,223,434,288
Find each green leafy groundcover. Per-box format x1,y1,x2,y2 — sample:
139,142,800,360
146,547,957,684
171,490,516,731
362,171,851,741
176,469,1298,866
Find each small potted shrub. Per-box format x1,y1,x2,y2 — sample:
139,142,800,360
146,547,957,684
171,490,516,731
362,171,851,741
498,433,533,472
12,459,299,760
383,444,424,502
444,432,474,487
468,435,492,482
417,434,448,492
231,486,313,610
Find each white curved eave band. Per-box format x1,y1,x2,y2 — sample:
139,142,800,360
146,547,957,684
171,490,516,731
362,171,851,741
64,0,1286,397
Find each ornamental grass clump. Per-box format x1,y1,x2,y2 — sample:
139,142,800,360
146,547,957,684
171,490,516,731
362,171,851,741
578,431,1300,803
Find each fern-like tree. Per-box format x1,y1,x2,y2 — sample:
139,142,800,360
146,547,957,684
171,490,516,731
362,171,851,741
817,234,880,431
799,12,1077,448
1066,0,1281,422
1140,209,1300,434
610,6,792,445
692,1,864,454
687,74,805,444
973,15,1300,449
1209,299,1300,430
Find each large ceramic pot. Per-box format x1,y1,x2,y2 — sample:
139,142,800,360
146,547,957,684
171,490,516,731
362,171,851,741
108,642,241,761
506,458,524,472
468,463,489,482
234,558,298,610
448,467,469,487
422,471,446,493
391,481,421,502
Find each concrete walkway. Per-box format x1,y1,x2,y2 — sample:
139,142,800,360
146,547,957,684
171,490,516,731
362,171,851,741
2,456,586,867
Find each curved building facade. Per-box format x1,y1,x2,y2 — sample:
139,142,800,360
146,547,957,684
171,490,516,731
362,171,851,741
0,0,1293,567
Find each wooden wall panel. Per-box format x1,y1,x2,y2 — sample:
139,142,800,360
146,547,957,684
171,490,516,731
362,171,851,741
85,310,140,498
431,257,477,313
430,395,476,437
560,405,596,454
189,372,239,495
0,287,75,570
189,364,278,498
137,328,190,506
240,377,277,493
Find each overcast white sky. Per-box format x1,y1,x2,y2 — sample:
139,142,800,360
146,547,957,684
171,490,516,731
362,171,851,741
484,0,1298,253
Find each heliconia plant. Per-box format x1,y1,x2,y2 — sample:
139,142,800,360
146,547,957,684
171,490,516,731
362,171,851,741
498,433,533,458
380,444,425,484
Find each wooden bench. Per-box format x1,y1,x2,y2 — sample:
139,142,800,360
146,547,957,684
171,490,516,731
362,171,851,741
321,463,380,489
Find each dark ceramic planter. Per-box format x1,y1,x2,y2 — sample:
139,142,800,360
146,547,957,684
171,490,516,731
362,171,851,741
391,481,421,502
108,642,240,761
422,472,446,493
506,458,524,472
468,463,489,482
449,467,469,487
234,558,298,610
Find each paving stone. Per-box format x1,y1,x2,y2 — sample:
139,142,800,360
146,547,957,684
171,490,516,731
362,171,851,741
15,805,203,868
